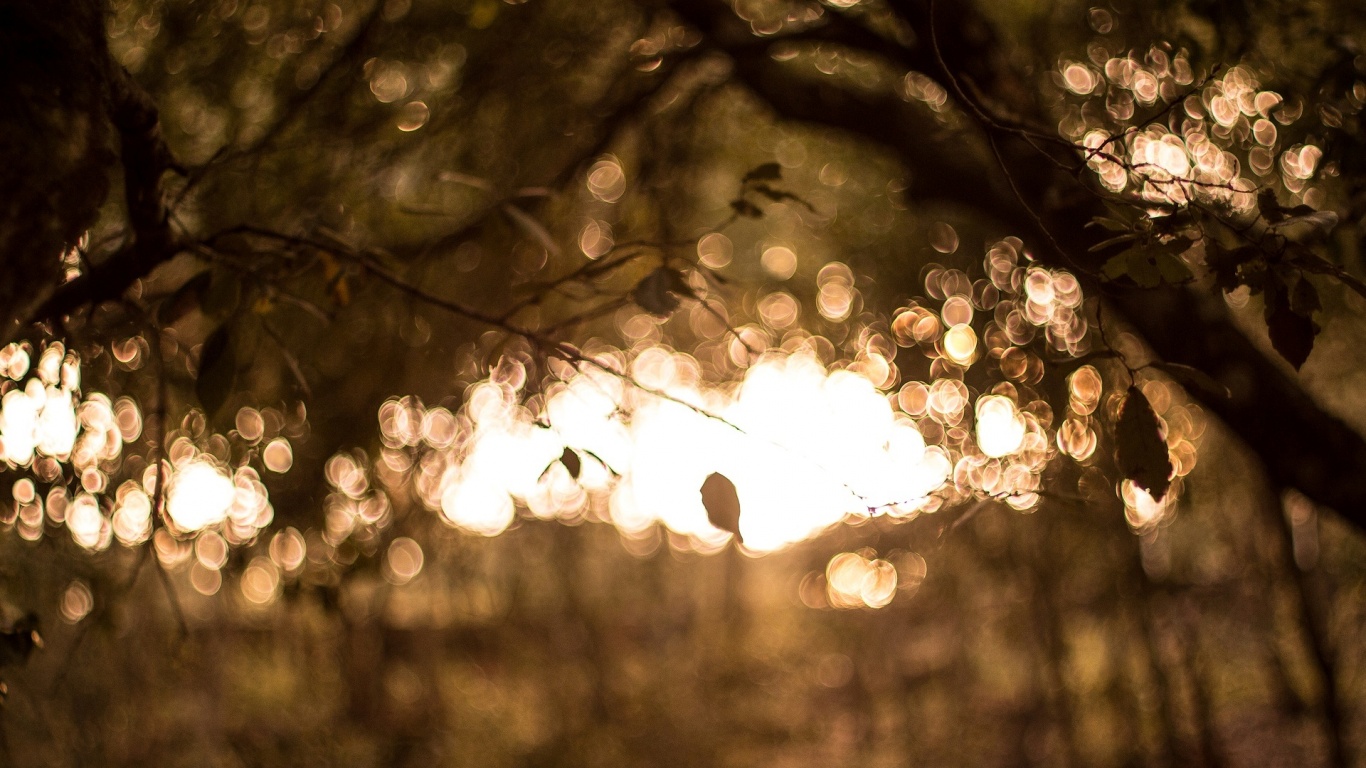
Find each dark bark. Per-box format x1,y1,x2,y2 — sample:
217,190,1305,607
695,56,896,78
0,0,182,341
0,0,113,335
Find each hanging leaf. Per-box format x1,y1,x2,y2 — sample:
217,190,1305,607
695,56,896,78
1151,361,1231,402
1116,249,1162,287
1088,233,1137,252
1290,275,1321,316
729,199,763,218
742,162,782,183
156,269,212,326
750,183,817,212
1257,188,1285,223
1155,253,1193,284
560,447,581,480
196,324,238,420
700,472,743,543
202,267,242,319
1273,210,1339,243
1114,386,1172,501
1101,250,1134,281
632,267,690,317
1265,283,1316,370
1204,243,1262,293
1086,215,1132,233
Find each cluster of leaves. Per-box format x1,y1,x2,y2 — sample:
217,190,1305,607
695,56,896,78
628,162,811,320
1091,203,1194,288
1092,188,1341,370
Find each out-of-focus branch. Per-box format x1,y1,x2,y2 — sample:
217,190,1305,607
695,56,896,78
21,63,185,338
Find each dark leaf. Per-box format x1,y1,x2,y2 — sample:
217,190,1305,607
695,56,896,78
1155,253,1193,284
700,472,743,543
742,162,782,183
1290,275,1321,316
202,267,242,319
1150,208,1194,233
1088,233,1136,252
1157,235,1195,255
1125,251,1162,288
1265,283,1316,370
750,184,817,212
1151,361,1231,402
560,447,581,480
1273,210,1339,243
1087,216,1132,233
729,199,763,218
157,269,212,326
1115,386,1173,501
1204,243,1261,293
632,267,689,317
1103,201,1144,225
196,324,237,419
1101,252,1132,281
1257,188,1285,223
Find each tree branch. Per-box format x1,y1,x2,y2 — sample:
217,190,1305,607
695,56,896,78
666,0,1366,532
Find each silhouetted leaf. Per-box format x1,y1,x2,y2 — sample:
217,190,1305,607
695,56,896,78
1290,275,1321,316
1101,251,1132,281
560,447,581,480
632,267,689,317
750,183,817,212
742,162,782,183
1265,283,1316,370
1257,188,1285,223
700,472,743,543
1088,233,1136,252
729,199,763,218
202,267,242,319
1155,253,1192,284
1205,243,1262,293
196,324,237,419
1123,250,1161,288
1273,210,1338,243
1115,386,1172,501
1151,361,1230,402
1087,215,1131,233
157,269,212,326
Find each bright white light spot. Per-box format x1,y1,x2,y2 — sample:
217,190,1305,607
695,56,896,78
975,396,1026,458
167,460,235,532
440,478,516,536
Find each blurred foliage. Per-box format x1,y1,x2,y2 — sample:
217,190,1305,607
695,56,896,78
0,0,1365,766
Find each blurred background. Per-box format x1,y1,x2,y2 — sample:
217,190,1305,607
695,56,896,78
0,0,1364,765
